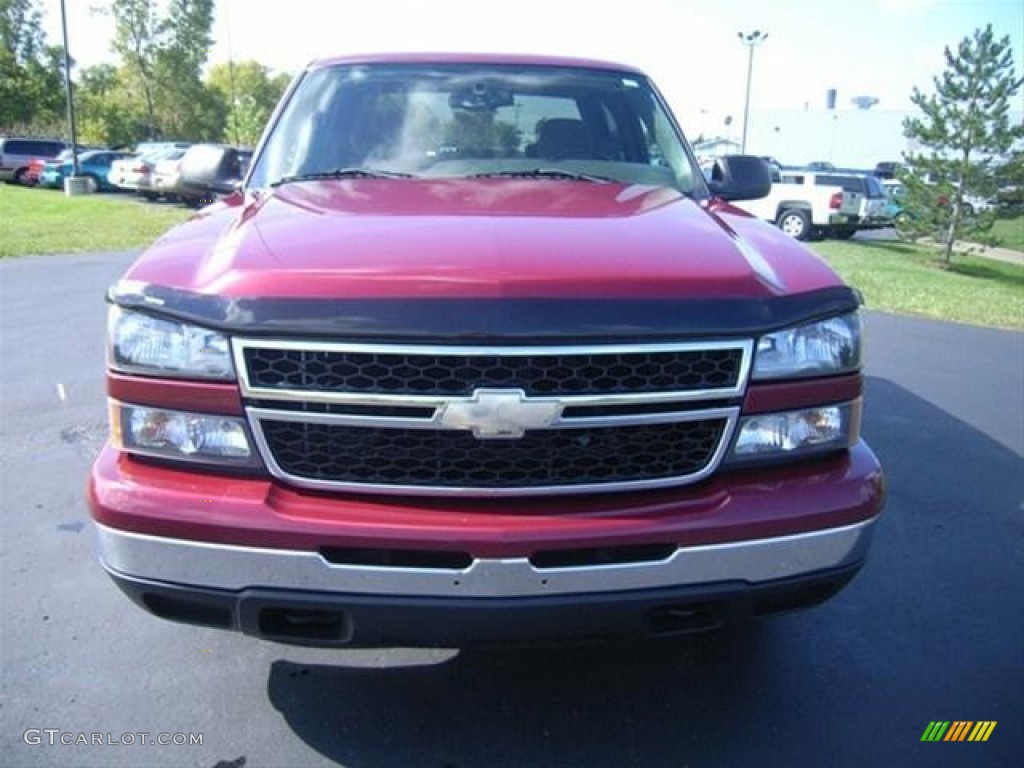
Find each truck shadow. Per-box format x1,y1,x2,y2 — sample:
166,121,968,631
266,626,772,768
264,375,1024,768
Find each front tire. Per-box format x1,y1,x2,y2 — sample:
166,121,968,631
777,209,811,240
893,211,915,238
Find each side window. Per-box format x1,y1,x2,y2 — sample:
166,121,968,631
7,140,30,155
783,174,804,184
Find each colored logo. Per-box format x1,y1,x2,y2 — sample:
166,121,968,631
921,721,996,742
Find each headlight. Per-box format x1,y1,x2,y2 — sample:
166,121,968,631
110,402,259,466
753,313,860,380
108,306,234,379
727,400,861,463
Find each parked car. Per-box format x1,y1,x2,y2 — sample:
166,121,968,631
806,172,891,237
23,156,52,186
872,161,902,180
996,182,1023,210
135,140,192,156
107,143,191,194
0,136,67,184
881,179,905,220
735,166,863,240
136,147,190,199
175,143,253,206
107,151,159,193
25,146,108,187
89,53,884,649
150,155,185,200
39,149,133,192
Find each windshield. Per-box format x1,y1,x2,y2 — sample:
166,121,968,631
248,62,706,195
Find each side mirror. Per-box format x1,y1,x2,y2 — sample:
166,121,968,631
707,155,772,201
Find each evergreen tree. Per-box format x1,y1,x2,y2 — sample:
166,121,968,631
899,25,1024,264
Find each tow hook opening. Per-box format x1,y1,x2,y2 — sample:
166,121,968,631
648,603,724,635
258,607,351,645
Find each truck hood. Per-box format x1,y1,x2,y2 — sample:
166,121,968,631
116,179,855,339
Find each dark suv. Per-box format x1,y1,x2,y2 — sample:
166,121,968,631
176,143,254,206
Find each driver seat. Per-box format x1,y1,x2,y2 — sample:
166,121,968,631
532,119,594,160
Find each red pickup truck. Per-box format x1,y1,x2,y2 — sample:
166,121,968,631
88,53,884,647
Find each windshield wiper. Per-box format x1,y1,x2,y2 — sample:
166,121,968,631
270,168,414,187
467,168,615,183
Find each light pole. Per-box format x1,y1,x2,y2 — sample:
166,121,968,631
59,0,82,191
737,30,768,154
224,0,240,145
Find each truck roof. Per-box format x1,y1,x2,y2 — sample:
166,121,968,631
307,51,644,74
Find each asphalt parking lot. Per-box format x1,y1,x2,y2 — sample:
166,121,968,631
1,250,1022,768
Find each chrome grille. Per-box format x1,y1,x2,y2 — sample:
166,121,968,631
259,419,728,490
242,345,744,396
235,339,752,496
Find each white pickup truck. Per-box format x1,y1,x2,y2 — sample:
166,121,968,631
733,170,863,241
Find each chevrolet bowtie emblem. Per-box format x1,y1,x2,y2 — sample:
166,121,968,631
439,389,562,439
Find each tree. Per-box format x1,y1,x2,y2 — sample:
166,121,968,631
0,0,64,133
899,25,1024,264
110,0,161,139
106,0,222,142
0,0,44,61
75,64,139,146
151,0,223,140
207,60,289,145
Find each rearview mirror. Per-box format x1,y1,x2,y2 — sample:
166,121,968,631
707,155,772,202
449,82,515,112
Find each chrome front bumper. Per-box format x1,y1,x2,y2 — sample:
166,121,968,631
96,517,879,600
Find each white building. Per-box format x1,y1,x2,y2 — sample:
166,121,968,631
742,109,917,169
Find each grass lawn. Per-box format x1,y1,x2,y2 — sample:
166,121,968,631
813,238,1024,330
0,184,192,258
991,212,1024,252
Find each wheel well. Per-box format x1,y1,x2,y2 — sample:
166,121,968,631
775,203,811,220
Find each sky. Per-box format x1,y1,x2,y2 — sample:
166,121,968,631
40,0,1024,137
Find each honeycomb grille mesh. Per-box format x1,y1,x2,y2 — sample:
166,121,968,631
261,419,727,489
244,347,743,396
